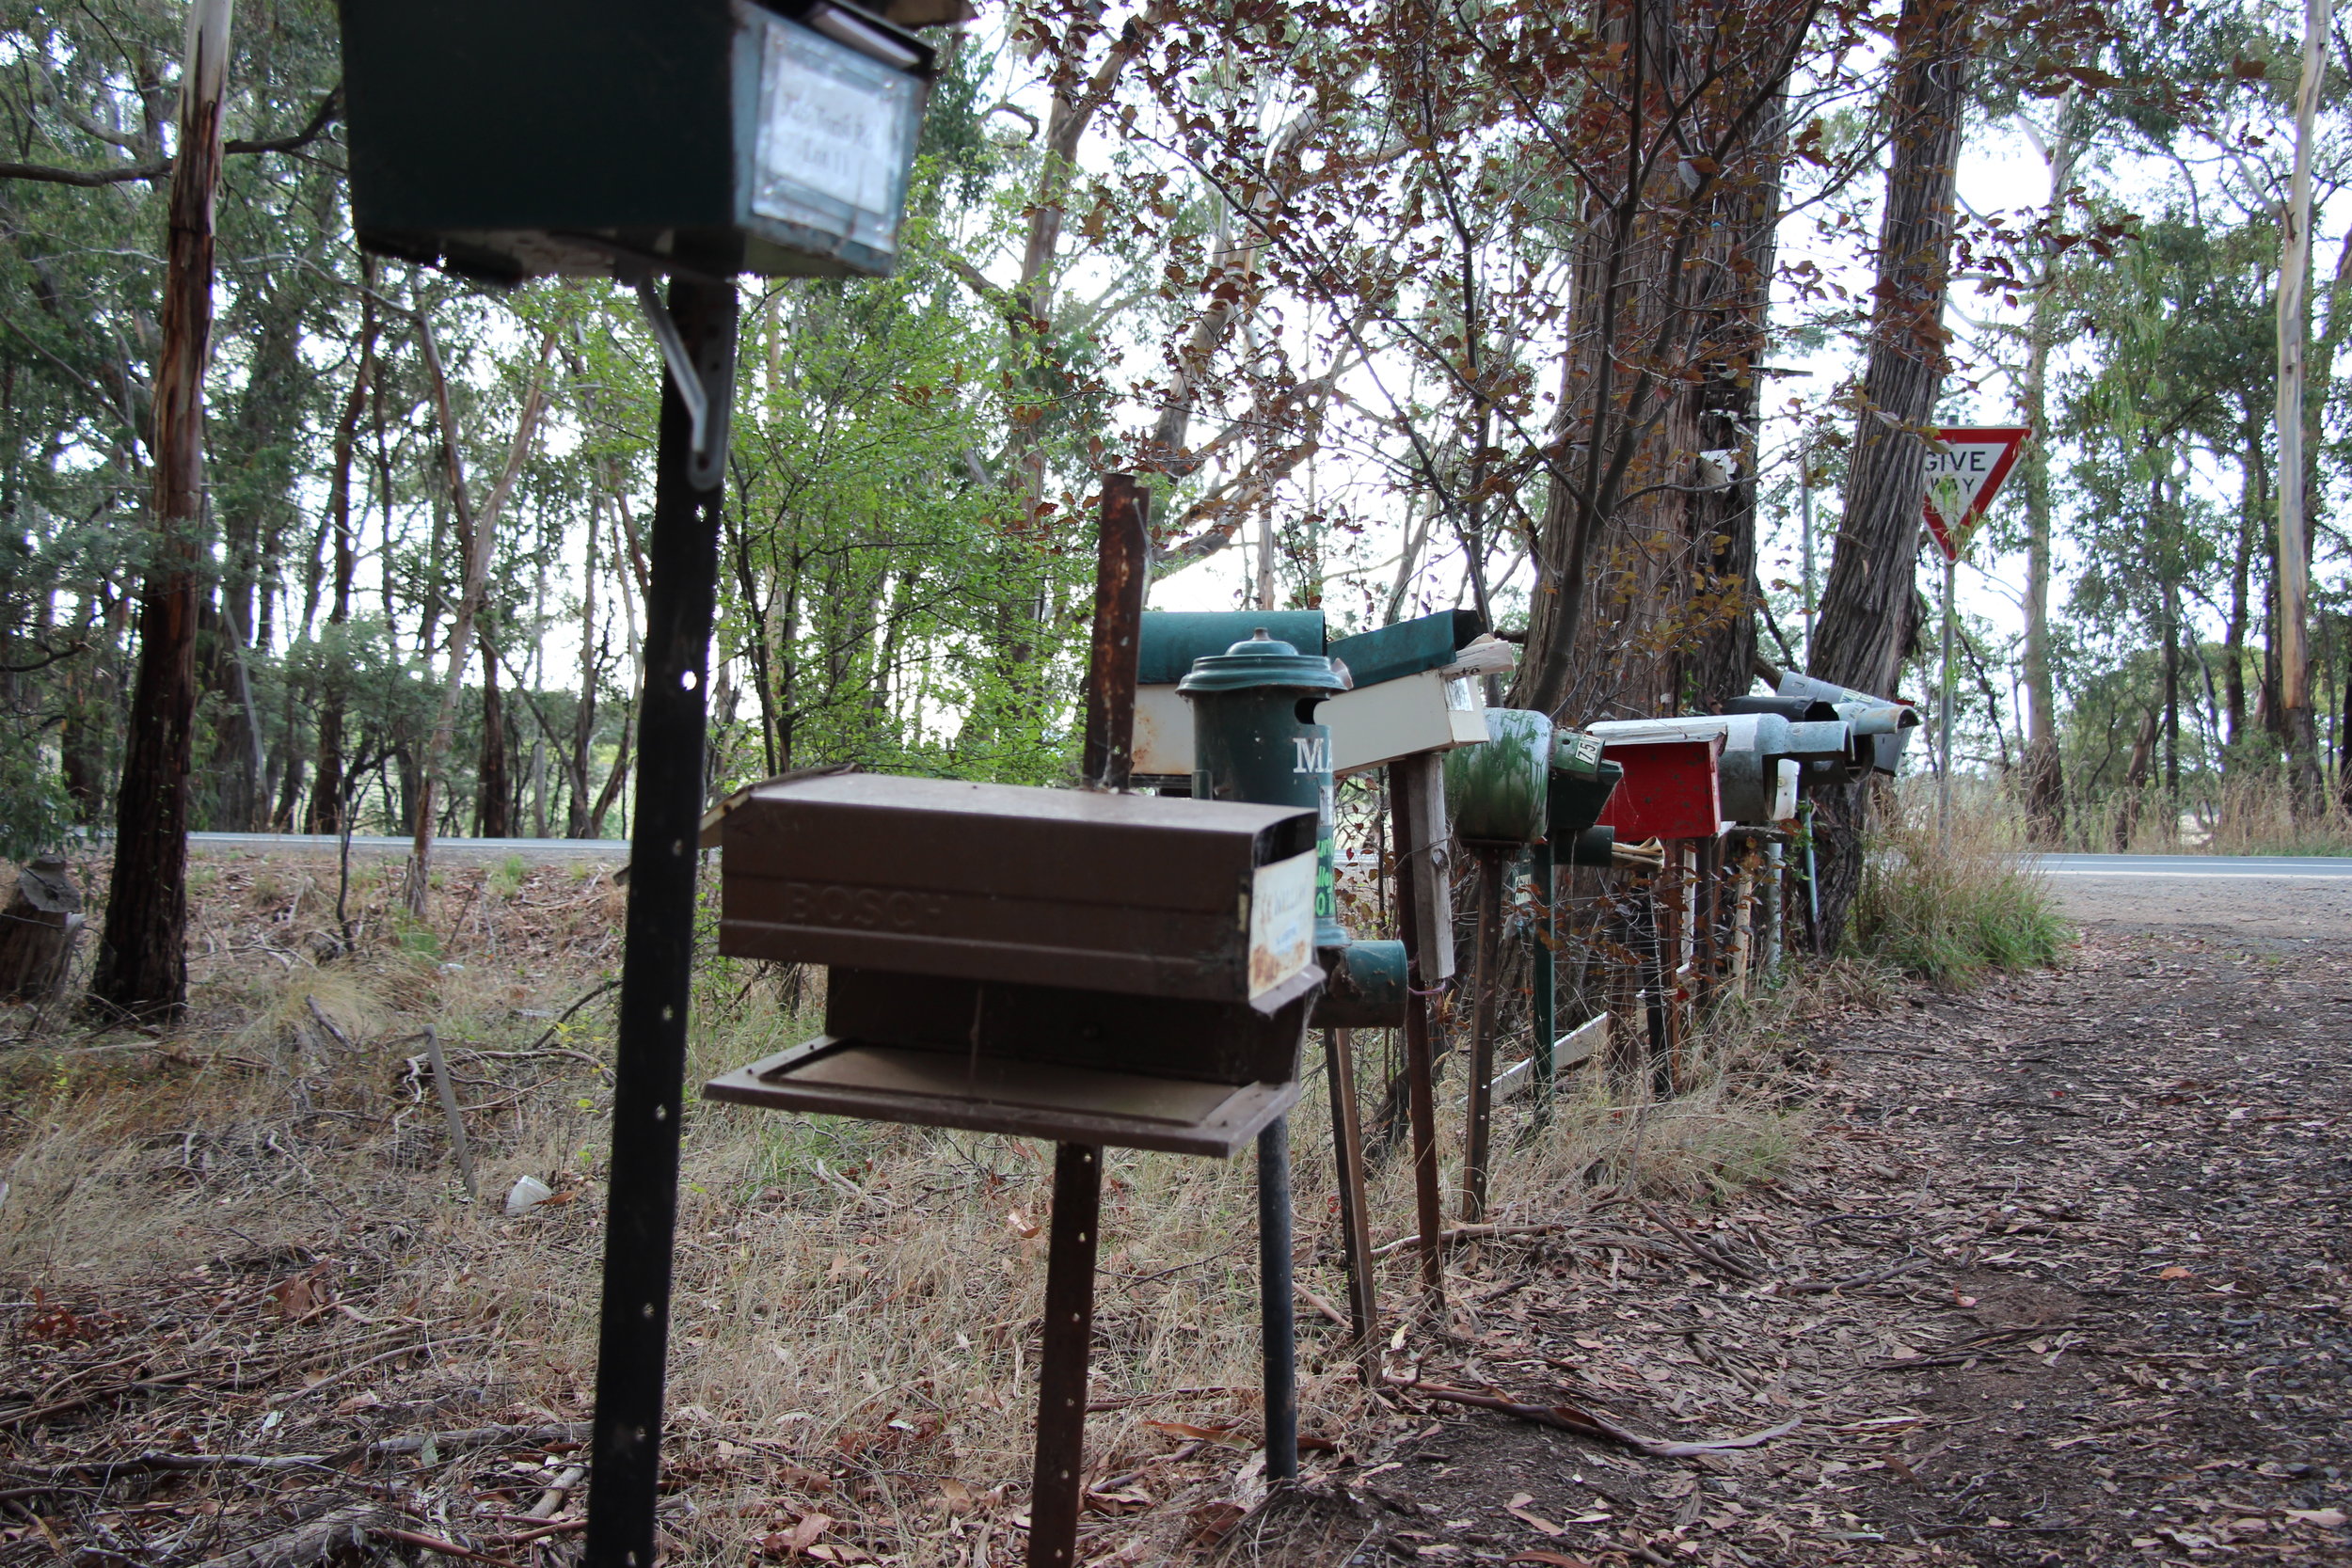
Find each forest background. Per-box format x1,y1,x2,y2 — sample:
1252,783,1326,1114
0,0,2347,997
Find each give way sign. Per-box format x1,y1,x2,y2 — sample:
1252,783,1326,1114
1921,426,2030,562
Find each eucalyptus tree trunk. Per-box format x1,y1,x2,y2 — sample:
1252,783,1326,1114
404,322,554,915
91,0,232,1022
310,295,374,835
2018,92,2082,842
476,637,510,838
1515,0,1816,721
2276,0,2329,816
1805,0,1972,947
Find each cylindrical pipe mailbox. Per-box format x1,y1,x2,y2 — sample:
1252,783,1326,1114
1181,631,1353,950
1447,708,1553,847
1565,825,1617,865
1312,938,1409,1026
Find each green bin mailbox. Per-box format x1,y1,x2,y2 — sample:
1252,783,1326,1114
338,0,938,284
1180,632,1352,948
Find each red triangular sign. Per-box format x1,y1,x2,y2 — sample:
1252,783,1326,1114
1921,426,2030,562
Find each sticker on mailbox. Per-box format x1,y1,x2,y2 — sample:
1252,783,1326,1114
1248,850,1316,997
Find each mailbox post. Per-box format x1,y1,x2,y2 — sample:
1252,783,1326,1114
1180,633,1348,1479
1444,708,1551,1223
1534,733,1623,1119
337,9,939,1566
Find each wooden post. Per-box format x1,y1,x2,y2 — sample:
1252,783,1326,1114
89,0,232,1022
1459,847,1504,1224
1386,754,1451,1304
1324,1028,1379,1384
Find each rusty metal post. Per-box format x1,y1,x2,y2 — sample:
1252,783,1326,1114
1530,838,1556,1131
1324,1028,1379,1384
1082,474,1147,792
1257,1118,1297,1481
584,277,737,1568
1028,1142,1102,1568
1460,846,1503,1224
1387,758,1447,1304
1023,475,1145,1566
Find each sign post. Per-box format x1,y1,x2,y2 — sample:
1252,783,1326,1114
1922,426,2030,839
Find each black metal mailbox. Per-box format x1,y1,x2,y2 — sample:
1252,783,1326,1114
339,0,937,283
704,774,1325,1156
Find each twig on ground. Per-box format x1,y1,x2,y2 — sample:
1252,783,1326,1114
190,1503,387,1568
1382,1374,1799,1457
373,1524,521,1567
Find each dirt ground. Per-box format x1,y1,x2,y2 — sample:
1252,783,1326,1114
4,855,2347,1568
1272,873,2352,1567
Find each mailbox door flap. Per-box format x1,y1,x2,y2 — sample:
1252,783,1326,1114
1596,736,1724,841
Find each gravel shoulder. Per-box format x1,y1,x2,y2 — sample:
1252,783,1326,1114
1276,882,2352,1568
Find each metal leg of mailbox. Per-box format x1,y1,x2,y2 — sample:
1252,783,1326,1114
583,278,737,1568
1258,1118,1298,1482
1762,843,1785,979
1387,760,1446,1305
1642,882,1672,1101
1029,1142,1103,1568
1324,1028,1379,1385
1401,990,1445,1304
1530,839,1555,1132
1461,847,1502,1224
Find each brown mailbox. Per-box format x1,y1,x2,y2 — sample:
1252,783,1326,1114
703,773,1324,1155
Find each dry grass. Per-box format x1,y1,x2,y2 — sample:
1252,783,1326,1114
0,846,1823,1567
2198,774,2352,856
1852,785,2071,987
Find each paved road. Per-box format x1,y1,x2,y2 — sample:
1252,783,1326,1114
2030,851,2352,941
189,832,629,859
2033,851,2352,879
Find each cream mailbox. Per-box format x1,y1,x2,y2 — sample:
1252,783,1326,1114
704,773,1323,1155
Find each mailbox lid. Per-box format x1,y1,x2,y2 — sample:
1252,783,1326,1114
720,773,1319,1001
1595,734,1724,841
1137,610,1327,684
1325,609,1485,689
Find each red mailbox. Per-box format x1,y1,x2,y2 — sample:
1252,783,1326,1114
1596,732,1724,842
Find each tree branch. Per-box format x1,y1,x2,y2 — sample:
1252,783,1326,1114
0,86,340,187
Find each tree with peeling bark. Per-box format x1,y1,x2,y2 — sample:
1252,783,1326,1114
1804,0,1974,949
88,0,232,1022
2275,0,2330,815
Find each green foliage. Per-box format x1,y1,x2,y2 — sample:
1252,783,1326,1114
0,726,77,862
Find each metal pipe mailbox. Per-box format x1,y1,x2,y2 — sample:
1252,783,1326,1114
1775,672,1921,777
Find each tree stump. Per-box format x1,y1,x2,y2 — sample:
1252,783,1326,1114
0,856,84,1001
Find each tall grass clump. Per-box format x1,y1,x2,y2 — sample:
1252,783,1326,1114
2202,772,2352,856
1851,786,2070,986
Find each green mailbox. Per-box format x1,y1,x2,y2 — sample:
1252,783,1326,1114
1549,728,1624,866
338,0,938,284
1180,633,1351,948
1447,709,1553,847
